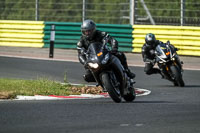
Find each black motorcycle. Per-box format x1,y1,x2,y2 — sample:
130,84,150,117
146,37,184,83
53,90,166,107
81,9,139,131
82,41,136,103
155,41,185,87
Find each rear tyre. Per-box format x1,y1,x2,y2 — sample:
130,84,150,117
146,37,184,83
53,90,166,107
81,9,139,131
170,65,185,87
101,73,122,103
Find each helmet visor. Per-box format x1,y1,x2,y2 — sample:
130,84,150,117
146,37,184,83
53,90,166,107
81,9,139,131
82,28,95,38
147,40,154,45
82,29,93,36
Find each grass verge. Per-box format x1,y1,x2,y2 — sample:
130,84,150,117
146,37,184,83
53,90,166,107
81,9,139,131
0,78,102,99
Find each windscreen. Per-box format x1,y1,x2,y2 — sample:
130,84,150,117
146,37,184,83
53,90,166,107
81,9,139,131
88,43,103,55
156,43,171,59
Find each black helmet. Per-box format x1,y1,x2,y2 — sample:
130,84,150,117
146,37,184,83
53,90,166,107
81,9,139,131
81,19,96,39
145,33,156,46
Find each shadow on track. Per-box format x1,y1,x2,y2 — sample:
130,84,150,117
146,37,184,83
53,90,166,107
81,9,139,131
132,101,174,104
183,85,200,88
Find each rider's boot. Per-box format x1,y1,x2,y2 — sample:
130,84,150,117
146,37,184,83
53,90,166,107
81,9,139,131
125,69,136,79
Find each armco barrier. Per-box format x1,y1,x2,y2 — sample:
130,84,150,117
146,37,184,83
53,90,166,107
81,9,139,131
44,22,81,49
132,25,200,56
1,20,200,56
44,22,133,52
0,20,45,47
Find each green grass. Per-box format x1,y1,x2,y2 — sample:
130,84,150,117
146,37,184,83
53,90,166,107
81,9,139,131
0,78,81,99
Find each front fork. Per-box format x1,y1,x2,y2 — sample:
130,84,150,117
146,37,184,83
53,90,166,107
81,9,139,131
163,61,181,81
159,61,175,80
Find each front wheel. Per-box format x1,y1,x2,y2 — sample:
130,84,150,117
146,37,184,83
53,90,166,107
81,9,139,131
101,72,122,103
170,65,185,87
123,87,136,102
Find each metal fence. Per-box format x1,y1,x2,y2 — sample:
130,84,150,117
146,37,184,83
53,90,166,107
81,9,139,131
0,0,200,26
135,0,200,26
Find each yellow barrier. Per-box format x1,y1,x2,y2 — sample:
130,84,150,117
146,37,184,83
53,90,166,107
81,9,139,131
132,25,200,56
0,20,45,47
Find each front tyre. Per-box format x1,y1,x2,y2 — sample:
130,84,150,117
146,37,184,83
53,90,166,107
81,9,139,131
170,65,185,87
101,72,122,103
123,87,136,102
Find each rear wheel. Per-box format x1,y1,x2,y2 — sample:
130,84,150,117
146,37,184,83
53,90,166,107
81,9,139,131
101,72,122,103
170,65,185,87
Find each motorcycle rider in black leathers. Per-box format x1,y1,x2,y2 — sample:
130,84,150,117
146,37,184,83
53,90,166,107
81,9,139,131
77,19,135,82
142,33,183,77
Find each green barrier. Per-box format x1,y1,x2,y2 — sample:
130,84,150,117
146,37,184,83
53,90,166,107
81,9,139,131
132,25,200,56
43,22,81,49
44,22,133,52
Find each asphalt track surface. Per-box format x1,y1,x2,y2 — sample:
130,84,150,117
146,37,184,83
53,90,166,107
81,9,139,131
0,48,200,133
